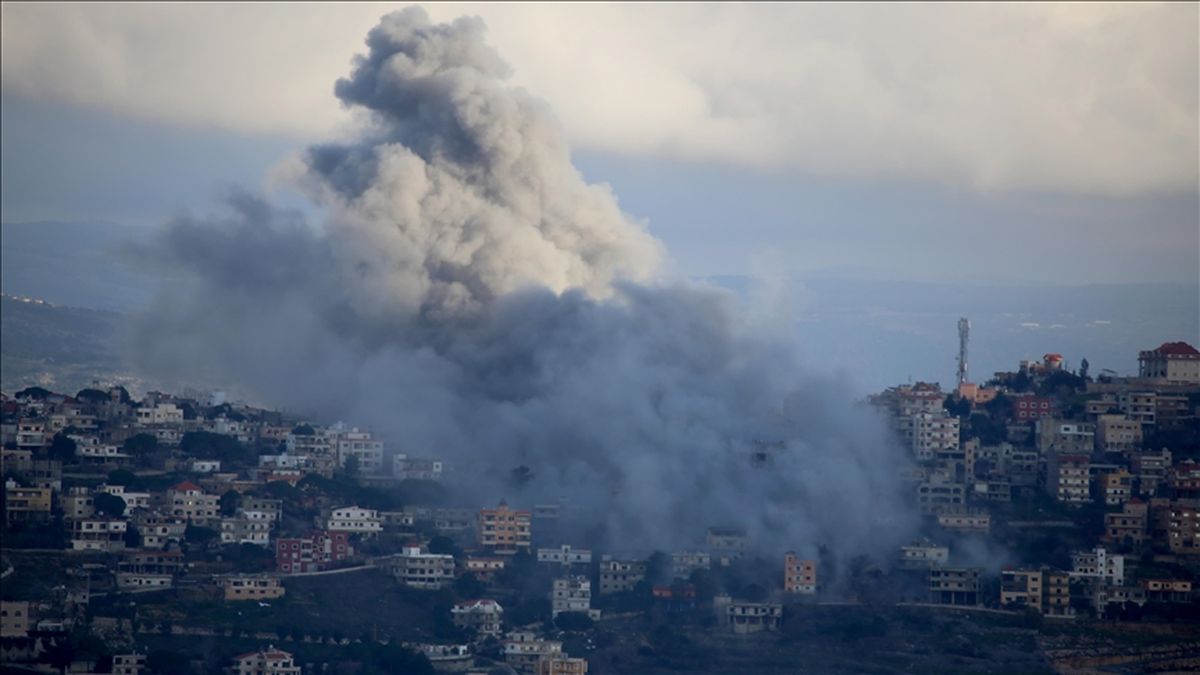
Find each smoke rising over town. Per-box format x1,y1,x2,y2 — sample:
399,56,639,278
132,7,916,560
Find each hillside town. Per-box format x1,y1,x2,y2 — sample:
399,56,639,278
2,339,1198,674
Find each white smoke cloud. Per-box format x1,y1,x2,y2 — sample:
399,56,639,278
2,3,1195,195
131,7,917,560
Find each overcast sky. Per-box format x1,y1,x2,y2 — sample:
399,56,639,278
2,2,1197,284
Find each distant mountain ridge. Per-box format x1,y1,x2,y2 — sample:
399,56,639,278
2,220,1197,395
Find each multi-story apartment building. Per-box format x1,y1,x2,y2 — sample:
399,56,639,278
783,552,817,594
1037,420,1095,455
1119,392,1157,426
1011,395,1054,422
1169,461,1200,499
937,509,991,534
324,506,382,534
3,484,51,526
928,567,981,606
332,427,384,474
275,531,353,574
535,657,589,675
478,501,532,555
71,518,127,552
1168,503,1199,556
598,558,647,595
465,556,506,583
134,403,184,426
1095,415,1143,455
916,478,965,515
1138,341,1200,383
911,412,959,463
670,551,711,581
723,600,782,634
452,599,504,636
504,632,563,674
217,575,286,602
220,513,273,547
232,647,300,675
1048,455,1091,505
1134,448,1173,495
706,526,749,559
1071,546,1125,586
394,455,445,481
899,540,949,570
1,601,30,638
1000,568,1043,613
1100,469,1134,506
1044,571,1073,616
551,576,599,618
134,515,188,549
387,543,455,589
537,545,592,567
1105,500,1148,547
167,481,219,524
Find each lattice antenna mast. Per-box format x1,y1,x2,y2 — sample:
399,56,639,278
956,317,970,387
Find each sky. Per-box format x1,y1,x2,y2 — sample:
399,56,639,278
1,2,1197,285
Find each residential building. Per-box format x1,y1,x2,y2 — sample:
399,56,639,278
220,514,272,546
1070,546,1125,586
670,551,711,581
1037,420,1095,455
535,656,589,675
386,543,455,590
71,518,127,552
324,506,382,534
1100,469,1134,506
1134,448,1173,495
928,567,981,606
783,552,817,594
1138,341,1200,383
504,632,562,673
393,455,445,481
1000,568,1043,613
1044,571,1074,617
912,412,960,463
537,545,592,567
1169,460,1200,499
134,515,187,549
1,601,30,638
134,403,184,426
1012,396,1054,422
112,654,146,675
723,600,782,634
706,526,749,560
916,478,965,515
899,540,949,570
1140,579,1193,603
3,484,51,526
1168,503,1199,556
116,550,182,590
1119,392,1157,426
1105,500,1148,547
1048,455,1092,505
551,576,600,619
465,556,506,583
451,599,503,636
1095,415,1143,456
217,575,286,602
275,531,353,574
167,481,219,524
232,646,300,675
598,558,647,594
478,501,532,555
333,427,384,474
937,510,991,534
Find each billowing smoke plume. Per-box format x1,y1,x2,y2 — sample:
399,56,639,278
133,7,916,560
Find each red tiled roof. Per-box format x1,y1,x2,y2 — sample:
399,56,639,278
1152,341,1200,356
171,480,202,492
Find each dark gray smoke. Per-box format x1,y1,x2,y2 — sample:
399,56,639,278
132,7,916,561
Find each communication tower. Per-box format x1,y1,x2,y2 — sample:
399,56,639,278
956,317,970,387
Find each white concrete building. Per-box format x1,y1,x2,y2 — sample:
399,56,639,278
325,506,382,534
551,576,600,619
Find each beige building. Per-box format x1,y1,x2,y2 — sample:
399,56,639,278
783,552,817,594
1138,341,1200,383
504,632,562,673
478,501,532,555
218,575,286,601
452,599,503,636
233,646,300,675
535,656,589,675
911,412,960,463
1105,500,1148,547
1095,415,1142,455
1,601,30,637
1100,469,1134,506
167,481,219,524
1000,568,1043,613
3,484,51,526
1048,455,1091,505
928,567,981,606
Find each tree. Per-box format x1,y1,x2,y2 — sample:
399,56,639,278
292,424,315,436
428,535,461,557
15,386,52,400
146,649,189,674
454,573,487,600
220,489,241,517
93,492,127,518
49,433,77,462
122,433,158,456
107,469,138,487
554,611,594,632
342,455,361,477
124,523,143,549
75,388,111,403
185,524,219,546
180,431,248,463
1079,358,1090,380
